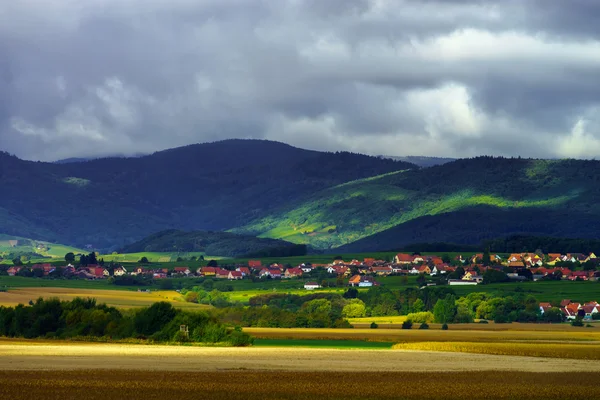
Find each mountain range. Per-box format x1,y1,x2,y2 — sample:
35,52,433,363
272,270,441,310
2,139,600,253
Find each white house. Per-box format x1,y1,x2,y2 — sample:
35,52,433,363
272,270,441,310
448,279,478,286
304,282,321,290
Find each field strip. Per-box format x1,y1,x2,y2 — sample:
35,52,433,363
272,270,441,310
1,342,600,372
2,370,600,400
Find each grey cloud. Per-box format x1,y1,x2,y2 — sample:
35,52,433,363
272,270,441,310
0,0,599,161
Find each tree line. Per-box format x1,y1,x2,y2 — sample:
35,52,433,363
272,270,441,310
0,298,252,346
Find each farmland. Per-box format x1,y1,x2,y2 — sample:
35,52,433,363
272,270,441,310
0,287,210,310
1,340,600,400
2,370,600,400
243,327,600,344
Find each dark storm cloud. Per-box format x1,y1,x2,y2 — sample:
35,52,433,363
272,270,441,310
0,0,599,160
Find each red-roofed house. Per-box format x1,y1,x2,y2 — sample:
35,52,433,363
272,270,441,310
284,268,303,278
539,302,553,314
88,267,108,278
236,267,251,276
394,253,414,264
248,260,262,268
371,266,393,276
228,271,243,280
173,267,191,276
200,267,216,276
215,268,230,279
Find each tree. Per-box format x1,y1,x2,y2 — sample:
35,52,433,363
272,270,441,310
412,298,425,313
207,260,218,267
416,274,427,287
12,258,22,266
343,287,358,299
138,257,149,264
79,254,88,266
483,269,509,284
342,300,366,318
482,247,490,266
433,295,457,324
65,253,75,264
401,320,413,330
88,252,98,265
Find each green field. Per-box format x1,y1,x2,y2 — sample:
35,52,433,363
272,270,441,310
0,276,130,290
253,338,394,349
450,280,600,303
101,252,220,263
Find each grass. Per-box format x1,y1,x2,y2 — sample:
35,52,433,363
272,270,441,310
253,338,394,349
348,315,408,325
392,341,600,360
2,370,600,400
450,280,600,304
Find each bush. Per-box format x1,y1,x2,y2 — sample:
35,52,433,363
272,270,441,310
592,313,600,321
405,311,434,324
370,322,378,329
441,323,449,330
228,327,254,347
571,318,584,327
401,320,413,330
418,323,429,330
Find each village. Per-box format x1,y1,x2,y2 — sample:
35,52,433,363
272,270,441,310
4,251,600,285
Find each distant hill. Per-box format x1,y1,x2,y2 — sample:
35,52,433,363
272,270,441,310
236,157,600,250
379,155,456,168
119,229,307,258
0,140,414,250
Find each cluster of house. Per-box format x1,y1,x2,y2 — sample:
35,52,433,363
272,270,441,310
539,300,600,320
5,251,598,287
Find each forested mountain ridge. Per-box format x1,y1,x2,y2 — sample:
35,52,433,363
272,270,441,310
0,140,414,250
119,229,307,258
236,157,600,251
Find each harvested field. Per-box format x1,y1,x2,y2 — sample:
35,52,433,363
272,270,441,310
392,341,600,360
244,327,600,343
0,287,210,310
1,340,600,373
1,370,599,400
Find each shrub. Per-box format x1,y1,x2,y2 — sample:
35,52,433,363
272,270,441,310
571,318,584,327
592,313,600,321
418,323,429,330
228,327,254,347
441,323,449,330
585,324,594,328
401,320,413,330
370,322,378,329
405,311,434,324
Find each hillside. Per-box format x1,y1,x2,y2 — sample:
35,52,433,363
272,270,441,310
119,229,306,258
380,156,456,168
0,140,413,250
235,157,600,250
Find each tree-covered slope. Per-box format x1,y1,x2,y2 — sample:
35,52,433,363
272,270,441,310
235,157,600,250
0,140,414,250
119,229,307,258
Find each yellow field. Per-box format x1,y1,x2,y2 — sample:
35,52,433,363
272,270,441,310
392,341,600,360
0,287,211,310
1,339,600,373
348,315,408,325
244,327,600,343
1,370,600,400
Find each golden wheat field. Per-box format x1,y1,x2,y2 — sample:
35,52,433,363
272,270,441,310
0,287,209,309
392,341,600,360
0,370,599,400
244,327,600,343
2,339,600,372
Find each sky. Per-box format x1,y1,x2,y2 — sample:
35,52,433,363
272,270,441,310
1,0,600,161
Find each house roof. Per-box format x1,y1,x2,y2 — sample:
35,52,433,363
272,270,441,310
560,299,572,307
305,281,319,286
395,253,413,262
229,271,243,277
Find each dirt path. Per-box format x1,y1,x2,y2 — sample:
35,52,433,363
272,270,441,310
1,342,599,372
